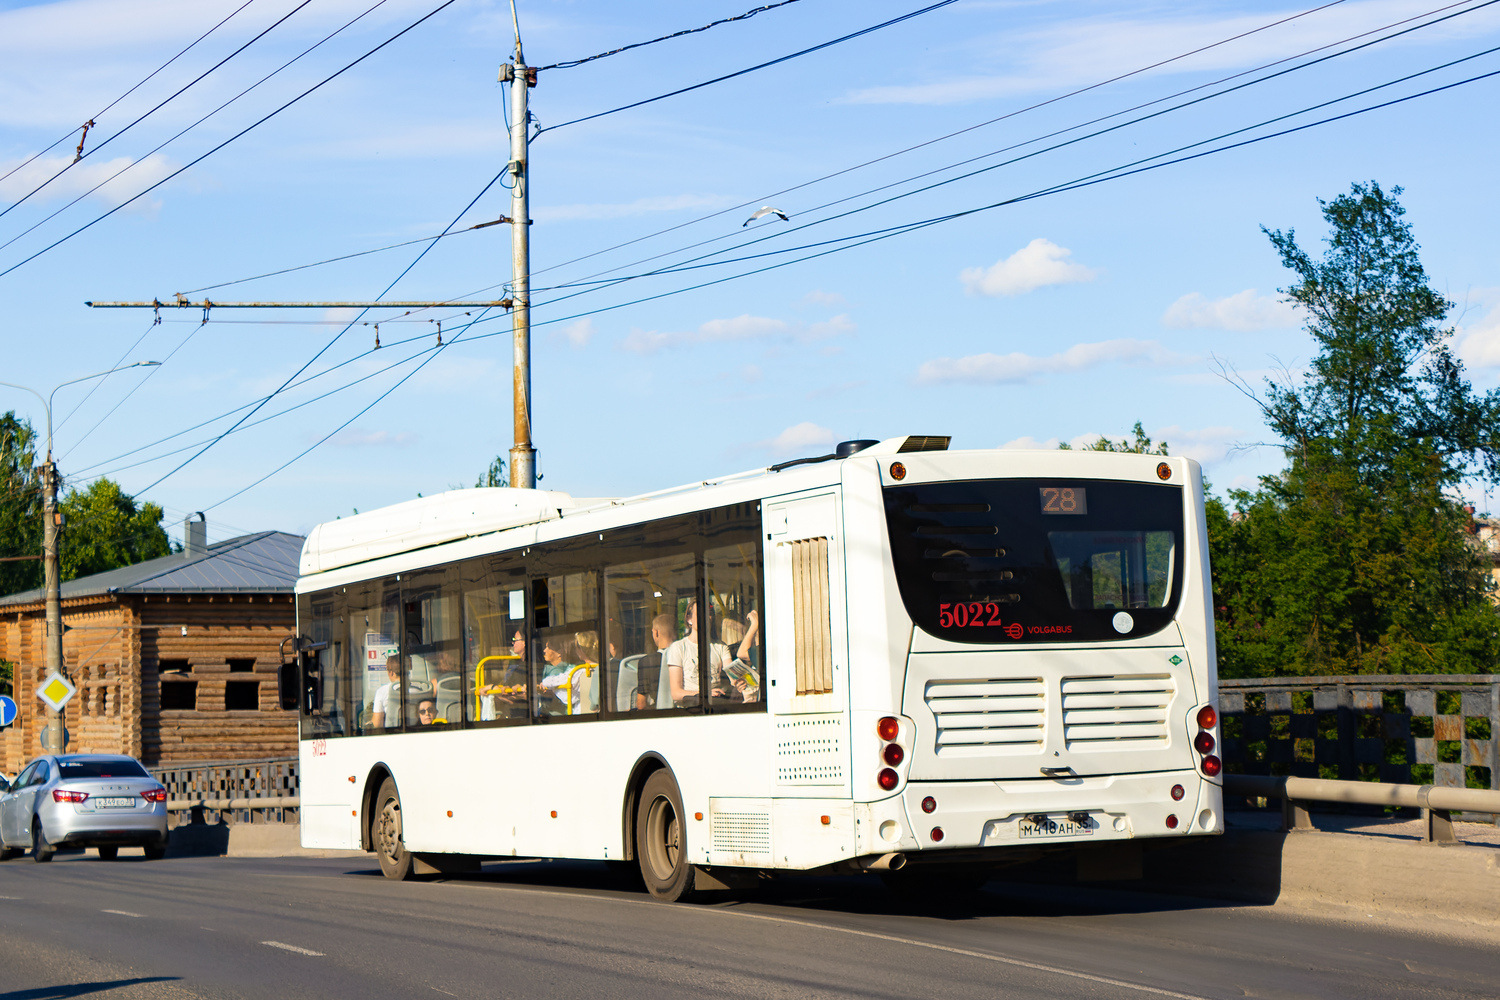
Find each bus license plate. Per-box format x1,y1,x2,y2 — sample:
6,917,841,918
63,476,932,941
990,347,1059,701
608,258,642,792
1018,815,1093,839
96,797,135,809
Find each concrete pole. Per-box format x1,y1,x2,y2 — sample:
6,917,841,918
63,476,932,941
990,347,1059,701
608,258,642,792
41,454,64,754
506,45,536,490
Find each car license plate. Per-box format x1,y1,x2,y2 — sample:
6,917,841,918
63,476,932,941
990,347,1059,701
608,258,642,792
1018,814,1093,839
96,797,135,809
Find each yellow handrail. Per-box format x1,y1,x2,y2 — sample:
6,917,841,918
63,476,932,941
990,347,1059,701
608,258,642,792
474,654,522,716
559,662,598,715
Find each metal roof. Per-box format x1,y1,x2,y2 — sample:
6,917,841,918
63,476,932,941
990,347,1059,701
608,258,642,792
0,531,304,607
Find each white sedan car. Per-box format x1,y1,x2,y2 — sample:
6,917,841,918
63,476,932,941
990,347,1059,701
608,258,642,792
0,754,169,861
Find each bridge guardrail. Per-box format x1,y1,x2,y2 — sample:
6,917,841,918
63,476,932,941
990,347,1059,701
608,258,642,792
1224,773,1500,843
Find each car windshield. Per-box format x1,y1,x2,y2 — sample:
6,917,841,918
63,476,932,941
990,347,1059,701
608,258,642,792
58,759,150,779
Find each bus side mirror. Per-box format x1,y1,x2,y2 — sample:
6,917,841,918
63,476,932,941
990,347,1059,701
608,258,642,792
278,661,301,711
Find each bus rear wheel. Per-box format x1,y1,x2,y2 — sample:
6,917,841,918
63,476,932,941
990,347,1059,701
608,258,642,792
374,777,414,881
636,770,696,902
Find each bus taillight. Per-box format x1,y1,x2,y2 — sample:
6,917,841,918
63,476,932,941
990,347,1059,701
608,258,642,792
876,717,900,741
882,743,904,766
1201,755,1222,778
1196,705,1217,729
878,768,899,791
1193,731,1215,755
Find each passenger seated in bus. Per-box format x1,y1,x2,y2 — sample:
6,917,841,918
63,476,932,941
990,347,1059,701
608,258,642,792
477,630,527,720
721,610,761,703
537,636,585,714
666,601,730,707
370,656,424,730
635,613,676,710
416,696,439,725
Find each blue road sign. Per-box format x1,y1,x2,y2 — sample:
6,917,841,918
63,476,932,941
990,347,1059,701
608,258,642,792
0,695,16,728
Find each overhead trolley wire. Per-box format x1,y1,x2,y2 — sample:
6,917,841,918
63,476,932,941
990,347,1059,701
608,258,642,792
0,0,462,282
0,0,259,189
128,155,508,494
537,0,963,134
0,0,315,224
538,0,806,71
523,0,1359,282
527,0,1500,304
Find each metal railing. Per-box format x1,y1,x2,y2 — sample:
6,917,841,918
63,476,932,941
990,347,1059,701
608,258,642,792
1225,773,1500,843
149,757,299,826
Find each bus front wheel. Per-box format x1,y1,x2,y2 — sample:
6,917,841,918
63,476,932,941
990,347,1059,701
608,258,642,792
636,770,696,902
374,777,414,881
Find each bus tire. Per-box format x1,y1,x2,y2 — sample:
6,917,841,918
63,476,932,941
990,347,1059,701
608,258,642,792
374,777,414,881
636,770,696,902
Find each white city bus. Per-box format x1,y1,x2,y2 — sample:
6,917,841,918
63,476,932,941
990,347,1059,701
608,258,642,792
284,436,1222,900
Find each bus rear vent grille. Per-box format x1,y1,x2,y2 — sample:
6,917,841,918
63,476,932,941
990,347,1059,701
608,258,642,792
925,677,1045,755
776,715,846,784
1061,674,1174,748
712,811,771,855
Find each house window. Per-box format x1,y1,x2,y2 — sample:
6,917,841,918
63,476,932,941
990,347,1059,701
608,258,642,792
225,681,260,711
228,658,255,673
159,659,196,710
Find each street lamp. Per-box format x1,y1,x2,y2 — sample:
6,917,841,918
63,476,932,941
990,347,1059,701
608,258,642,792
0,361,161,754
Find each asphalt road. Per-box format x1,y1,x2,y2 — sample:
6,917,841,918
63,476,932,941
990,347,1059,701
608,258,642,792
0,850,1495,1000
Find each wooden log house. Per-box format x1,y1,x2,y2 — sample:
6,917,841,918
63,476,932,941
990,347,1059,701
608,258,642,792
0,524,303,772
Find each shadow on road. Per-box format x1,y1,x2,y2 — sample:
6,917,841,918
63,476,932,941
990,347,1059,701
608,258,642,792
0,977,179,999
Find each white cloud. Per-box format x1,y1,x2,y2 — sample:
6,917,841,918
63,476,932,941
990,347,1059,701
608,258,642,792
620,313,854,354
764,422,834,457
328,428,417,448
538,194,733,223
0,153,177,211
1455,290,1500,369
917,338,1172,385
1149,424,1242,465
556,318,595,348
800,289,847,308
1163,289,1300,331
1000,435,1063,450
960,238,1097,297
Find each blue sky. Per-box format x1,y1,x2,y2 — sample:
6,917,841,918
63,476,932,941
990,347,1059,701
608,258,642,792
2,0,1499,546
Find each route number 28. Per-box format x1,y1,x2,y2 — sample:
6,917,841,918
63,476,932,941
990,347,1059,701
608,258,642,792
1040,487,1082,513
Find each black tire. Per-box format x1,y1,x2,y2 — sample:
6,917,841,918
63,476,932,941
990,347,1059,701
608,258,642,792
31,820,55,863
373,777,414,880
143,840,167,861
0,845,20,862
97,845,119,860
636,770,696,902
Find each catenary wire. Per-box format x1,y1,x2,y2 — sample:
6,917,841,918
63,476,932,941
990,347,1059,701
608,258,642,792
521,0,1360,282
0,0,460,282
525,0,1485,299
536,0,962,134
171,0,1369,303
0,0,259,188
54,316,163,433
0,0,315,224
0,0,395,259
538,0,806,71
130,156,508,495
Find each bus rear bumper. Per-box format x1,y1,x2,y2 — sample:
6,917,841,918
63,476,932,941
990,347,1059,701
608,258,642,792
856,769,1222,857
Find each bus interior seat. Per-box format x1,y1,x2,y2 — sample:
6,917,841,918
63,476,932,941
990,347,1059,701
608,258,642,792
615,654,643,711
435,675,463,722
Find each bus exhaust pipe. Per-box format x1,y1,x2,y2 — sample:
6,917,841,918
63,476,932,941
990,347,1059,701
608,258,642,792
862,852,906,871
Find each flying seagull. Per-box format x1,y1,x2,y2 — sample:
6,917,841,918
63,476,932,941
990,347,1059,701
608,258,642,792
743,206,789,226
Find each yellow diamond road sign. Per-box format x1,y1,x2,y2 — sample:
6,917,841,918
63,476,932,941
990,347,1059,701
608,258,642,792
37,672,76,712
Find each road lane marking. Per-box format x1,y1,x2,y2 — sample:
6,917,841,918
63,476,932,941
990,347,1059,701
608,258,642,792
263,941,324,957
720,910,1214,1000
102,910,143,918
443,882,1217,999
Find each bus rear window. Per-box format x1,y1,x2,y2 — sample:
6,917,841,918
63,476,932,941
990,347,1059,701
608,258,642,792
883,479,1184,643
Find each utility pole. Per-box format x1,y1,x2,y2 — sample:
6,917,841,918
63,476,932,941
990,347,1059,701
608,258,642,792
2,362,158,754
500,26,536,489
40,456,63,754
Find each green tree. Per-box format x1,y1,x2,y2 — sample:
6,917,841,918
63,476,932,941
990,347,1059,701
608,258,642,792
0,411,42,595
475,455,508,488
1060,421,1169,455
59,479,172,580
1214,182,1500,677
